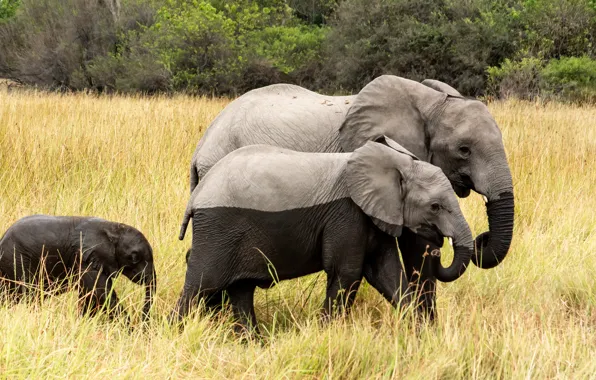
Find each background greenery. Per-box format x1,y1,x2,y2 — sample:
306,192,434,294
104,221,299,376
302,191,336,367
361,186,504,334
1,0,596,100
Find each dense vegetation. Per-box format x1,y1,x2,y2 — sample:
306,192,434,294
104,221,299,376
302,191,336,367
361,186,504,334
1,0,596,100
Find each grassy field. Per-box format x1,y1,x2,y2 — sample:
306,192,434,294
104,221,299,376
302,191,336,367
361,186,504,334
0,89,595,379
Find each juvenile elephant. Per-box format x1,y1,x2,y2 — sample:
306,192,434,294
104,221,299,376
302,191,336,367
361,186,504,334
188,75,515,319
173,137,474,333
0,215,156,321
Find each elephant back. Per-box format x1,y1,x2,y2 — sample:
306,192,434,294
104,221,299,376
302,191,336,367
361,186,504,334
190,145,350,213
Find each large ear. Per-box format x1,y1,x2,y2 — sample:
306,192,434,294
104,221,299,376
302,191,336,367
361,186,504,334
376,135,420,161
421,79,463,98
346,137,413,237
339,75,445,153
81,224,121,274
104,224,122,246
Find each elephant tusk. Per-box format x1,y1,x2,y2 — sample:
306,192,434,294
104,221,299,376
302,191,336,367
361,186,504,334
448,237,453,247
482,195,488,203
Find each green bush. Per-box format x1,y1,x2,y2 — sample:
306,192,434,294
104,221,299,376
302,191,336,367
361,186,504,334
148,0,243,94
0,0,118,90
2,0,596,98
486,58,545,100
542,56,596,102
146,0,325,95
321,0,520,95
0,0,166,92
519,0,596,60
287,0,338,25
0,0,324,95
250,25,328,74
487,56,596,103
0,0,19,20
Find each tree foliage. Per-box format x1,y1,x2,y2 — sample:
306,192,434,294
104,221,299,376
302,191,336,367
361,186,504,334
0,0,595,101
322,0,520,95
0,0,19,20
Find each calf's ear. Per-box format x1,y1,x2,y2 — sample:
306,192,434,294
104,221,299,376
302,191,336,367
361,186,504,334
421,79,463,98
80,228,120,274
346,136,413,237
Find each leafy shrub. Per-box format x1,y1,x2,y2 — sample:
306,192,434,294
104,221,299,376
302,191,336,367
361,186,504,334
541,56,596,102
2,0,595,98
250,25,328,74
519,0,596,60
148,0,243,94
145,0,325,95
0,0,165,92
287,0,338,25
85,37,171,94
0,0,118,90
487,56,596,103
0,0,19,20
321,0,520,95
487,58,545,100
238,59,292,92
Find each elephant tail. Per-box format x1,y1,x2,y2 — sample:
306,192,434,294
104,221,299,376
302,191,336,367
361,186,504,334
189,163,199,195
179,205,193,241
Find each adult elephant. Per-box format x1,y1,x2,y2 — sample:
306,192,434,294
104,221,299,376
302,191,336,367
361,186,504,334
187,75,514,320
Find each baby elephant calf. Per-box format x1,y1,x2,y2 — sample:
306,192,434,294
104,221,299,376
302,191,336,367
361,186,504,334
0,215,156,321
173,136,475,334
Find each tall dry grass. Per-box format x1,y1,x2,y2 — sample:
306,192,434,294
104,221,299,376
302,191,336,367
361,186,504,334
0,89,595,378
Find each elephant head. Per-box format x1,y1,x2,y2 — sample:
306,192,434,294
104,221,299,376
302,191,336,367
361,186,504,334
95,223,157,320
346,136,474,282
339,76,514,269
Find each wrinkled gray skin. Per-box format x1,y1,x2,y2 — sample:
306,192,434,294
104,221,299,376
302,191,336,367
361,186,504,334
188,75,515,319
174,138,475,333
0,215,156,321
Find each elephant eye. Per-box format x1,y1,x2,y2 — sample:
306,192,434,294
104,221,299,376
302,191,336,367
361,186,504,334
459,146,471,157
431,203,441,213
129,252,140,264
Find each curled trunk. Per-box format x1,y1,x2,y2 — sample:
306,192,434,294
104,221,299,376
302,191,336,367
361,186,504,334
431,222,474,283
473,190,515,269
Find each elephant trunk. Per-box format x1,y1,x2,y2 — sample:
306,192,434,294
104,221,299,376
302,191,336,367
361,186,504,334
431,219,474,283
141,265,156,321
472,165,515,269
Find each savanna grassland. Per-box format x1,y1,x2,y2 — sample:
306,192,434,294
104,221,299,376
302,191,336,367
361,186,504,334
0,88,595,379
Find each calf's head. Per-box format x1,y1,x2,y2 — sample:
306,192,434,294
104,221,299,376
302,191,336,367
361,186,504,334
90,223,156,320
346,136,474,282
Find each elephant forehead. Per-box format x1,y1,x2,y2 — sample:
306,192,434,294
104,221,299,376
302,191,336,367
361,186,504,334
192,150,351,212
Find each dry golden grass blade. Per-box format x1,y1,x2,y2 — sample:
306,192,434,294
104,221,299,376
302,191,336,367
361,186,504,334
0,90,595,378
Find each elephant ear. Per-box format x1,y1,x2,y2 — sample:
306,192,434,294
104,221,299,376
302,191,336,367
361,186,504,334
339,75,445,153
421,79,463,98
81,224,120,274
380,135,420,161
346,136,413,237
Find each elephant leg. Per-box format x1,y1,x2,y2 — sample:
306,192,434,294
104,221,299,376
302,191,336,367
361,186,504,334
363,238,411,310
172,234,231,323
227,282,258,336
170,283,201,323
170,274,224,323
205,290,228,313
320,226,366,318
78,270,128,322
398,228,440,321
322,272,362,318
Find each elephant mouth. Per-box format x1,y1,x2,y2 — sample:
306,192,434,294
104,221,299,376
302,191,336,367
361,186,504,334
454,185,471,198
452,174,474,198
417,225,445,248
